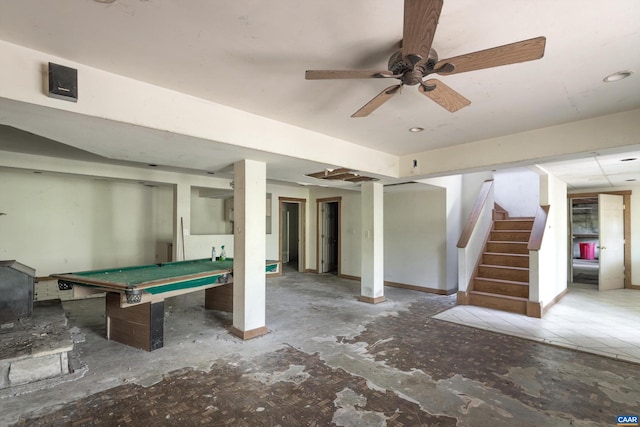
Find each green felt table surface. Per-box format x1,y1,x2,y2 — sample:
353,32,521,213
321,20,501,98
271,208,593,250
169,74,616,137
69,258,235,286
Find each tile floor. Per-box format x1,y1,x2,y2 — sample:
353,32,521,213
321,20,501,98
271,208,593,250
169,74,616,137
434,283,640,364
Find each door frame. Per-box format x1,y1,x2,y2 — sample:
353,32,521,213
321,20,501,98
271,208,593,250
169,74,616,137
316,197,342,275
568,190,632,289
278,197,306,273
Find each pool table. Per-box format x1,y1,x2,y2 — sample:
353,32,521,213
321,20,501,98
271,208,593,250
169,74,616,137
52,258,280,351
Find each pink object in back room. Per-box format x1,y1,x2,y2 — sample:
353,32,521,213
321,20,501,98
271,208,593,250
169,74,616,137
579,242,596,260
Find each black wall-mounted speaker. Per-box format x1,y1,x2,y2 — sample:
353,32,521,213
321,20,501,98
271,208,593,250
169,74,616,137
48,62,78,102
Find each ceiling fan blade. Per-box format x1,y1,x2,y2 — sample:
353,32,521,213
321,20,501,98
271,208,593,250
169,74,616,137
305,70,394,80
402,0,443,64
352,85,402,117
419,79,470,112
435,36,546,75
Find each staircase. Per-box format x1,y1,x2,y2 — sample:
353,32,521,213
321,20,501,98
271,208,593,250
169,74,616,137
468,215,534,315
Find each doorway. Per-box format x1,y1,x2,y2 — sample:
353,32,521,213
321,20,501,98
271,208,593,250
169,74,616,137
570,197,599,285
279,197,306,273
569,191,630,290
317,198,341,274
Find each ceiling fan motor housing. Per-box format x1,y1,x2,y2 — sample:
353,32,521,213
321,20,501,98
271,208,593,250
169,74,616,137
388,48,439,86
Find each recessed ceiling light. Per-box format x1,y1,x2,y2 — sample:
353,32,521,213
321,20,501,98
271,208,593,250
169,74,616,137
409,127,424,133
603,71,632,83
620,157,637,162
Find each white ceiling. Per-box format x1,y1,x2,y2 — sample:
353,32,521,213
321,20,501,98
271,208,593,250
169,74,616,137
541,150,640,190
0,0,639,188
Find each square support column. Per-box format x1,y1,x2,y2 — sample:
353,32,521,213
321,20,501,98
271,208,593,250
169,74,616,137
359,181,385,304
173,182,190,261
230,159,268,339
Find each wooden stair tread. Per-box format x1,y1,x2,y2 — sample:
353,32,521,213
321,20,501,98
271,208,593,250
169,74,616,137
474,277,529,286
491,230,531,236
486,241,529,254
484,251,528,256
469,290,528,301
478,264,529,272
493,219,535,231
482,252,530,268
483,251,529,257
491,233,531,238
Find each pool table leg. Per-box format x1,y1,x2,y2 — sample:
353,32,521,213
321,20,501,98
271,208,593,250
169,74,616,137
105,292,164,351
204,282,234,313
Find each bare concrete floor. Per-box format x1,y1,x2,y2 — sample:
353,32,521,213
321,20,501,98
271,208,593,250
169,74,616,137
3,268,639,426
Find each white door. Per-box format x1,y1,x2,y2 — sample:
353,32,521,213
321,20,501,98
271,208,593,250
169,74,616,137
598,194,625,291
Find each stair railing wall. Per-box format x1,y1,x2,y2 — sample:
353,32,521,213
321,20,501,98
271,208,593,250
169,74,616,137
457,180,495,297
526,205,550,317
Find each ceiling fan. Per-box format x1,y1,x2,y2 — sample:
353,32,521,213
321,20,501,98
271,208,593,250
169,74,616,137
305,0,546,117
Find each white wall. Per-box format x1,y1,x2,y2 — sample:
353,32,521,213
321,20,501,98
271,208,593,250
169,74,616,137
188,183,310,263
419,176,464,291
0,169,173,275
190,188,228,235
306,179,474,292
307,184,454,291
384,185,448,290
0,173,316,281
1,153,318,288
533,171,568,305
185,234,234,263
461,171,494,223
569,184,640,286
493,168,540,217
